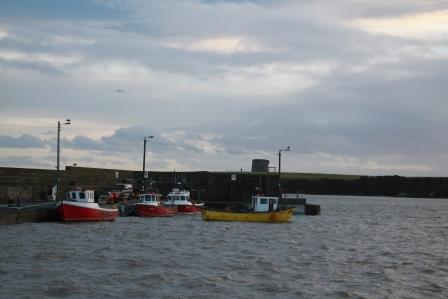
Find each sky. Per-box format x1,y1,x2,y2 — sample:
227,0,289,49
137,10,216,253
1,0,448,176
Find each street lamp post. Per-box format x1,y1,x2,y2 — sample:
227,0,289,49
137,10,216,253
56,119,71,201
142,135,154,192
278,146,290,200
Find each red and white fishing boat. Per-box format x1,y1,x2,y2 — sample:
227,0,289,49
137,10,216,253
136,193,176,217
56,188,118,221
162,189,203,214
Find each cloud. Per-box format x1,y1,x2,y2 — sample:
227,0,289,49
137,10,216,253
45,34,96,46
0,155,54,169
350,10,448,39
162,36,273,54
0,27,9,40
0,134,46,148
68,135,105,151
1,0,448,176
0,49,82,68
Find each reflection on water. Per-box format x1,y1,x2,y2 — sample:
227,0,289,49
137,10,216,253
0,195,447,298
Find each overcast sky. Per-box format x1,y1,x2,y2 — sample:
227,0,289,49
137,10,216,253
1,0,448,176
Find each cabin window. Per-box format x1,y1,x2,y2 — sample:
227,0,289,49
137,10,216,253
79,192,85,199
260,198,268,204
274,199,277,204
71,192,76,199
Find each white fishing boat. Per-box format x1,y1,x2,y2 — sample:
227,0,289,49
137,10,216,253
162,188,203,214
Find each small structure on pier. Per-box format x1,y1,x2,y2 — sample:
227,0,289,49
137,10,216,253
251,159,270,172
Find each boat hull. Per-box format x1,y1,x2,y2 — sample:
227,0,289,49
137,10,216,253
57,201,118,222
136,204,176,217
201,207,295,223
176,204,202,215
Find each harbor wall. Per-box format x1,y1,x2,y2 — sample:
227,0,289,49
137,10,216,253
0,167,57,202
1,166,448,203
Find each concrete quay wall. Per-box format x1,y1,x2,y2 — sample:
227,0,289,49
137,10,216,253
0,167,57,202
1,166,448,203
0,166,284,203
0,203,58,225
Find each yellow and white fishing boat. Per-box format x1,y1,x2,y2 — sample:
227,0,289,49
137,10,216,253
201,195,295,223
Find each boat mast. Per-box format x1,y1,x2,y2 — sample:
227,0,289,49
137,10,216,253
142,135,153,193
277,146,290,201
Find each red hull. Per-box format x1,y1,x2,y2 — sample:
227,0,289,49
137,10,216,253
176,205,202,214
57,202,118,221
136,204,176,217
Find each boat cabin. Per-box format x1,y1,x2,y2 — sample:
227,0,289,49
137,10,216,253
251,195,279,212
65,189,95,203
111,183,133,194
139,193,161,203
167,189,190,202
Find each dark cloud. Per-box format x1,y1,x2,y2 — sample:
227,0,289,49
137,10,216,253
212,56,448,158
68,135,105,151
0,134,46,148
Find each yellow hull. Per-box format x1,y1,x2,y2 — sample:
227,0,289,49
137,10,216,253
201,207,295,223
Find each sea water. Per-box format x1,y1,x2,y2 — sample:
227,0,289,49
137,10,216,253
0,195,447,298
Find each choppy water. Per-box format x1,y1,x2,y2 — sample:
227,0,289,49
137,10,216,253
0,195,447,298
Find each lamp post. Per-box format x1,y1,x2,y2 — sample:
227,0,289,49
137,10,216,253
56,119,71,201
142,135,154,192
278,146,290,199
